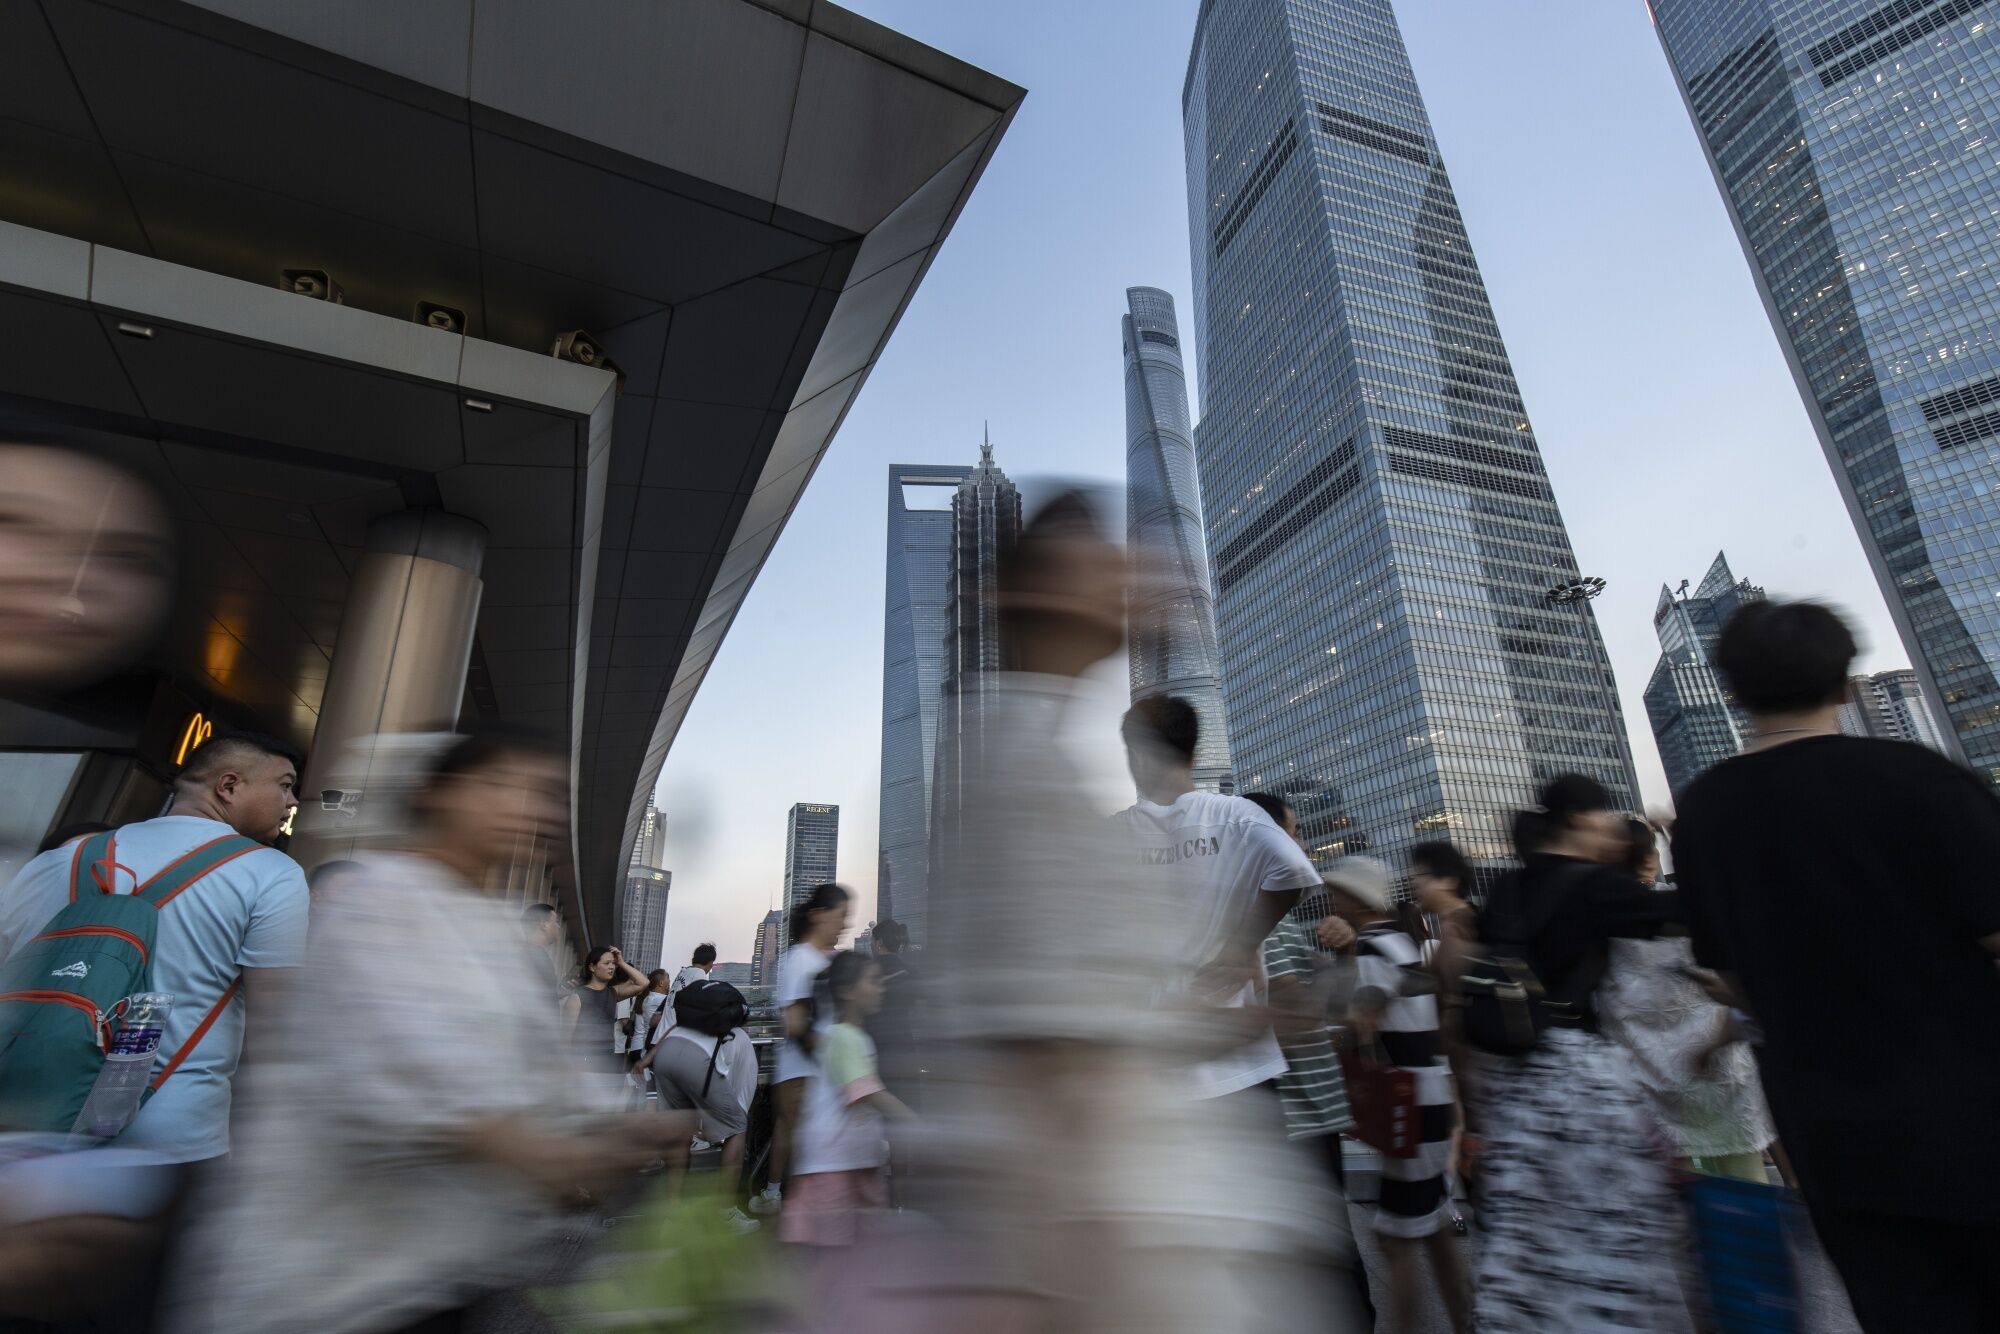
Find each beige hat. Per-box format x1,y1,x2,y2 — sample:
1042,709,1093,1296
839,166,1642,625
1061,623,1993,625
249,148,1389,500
1325,856,1393,914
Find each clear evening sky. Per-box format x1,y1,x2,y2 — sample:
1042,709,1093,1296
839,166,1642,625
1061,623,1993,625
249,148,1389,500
651,0,1904,968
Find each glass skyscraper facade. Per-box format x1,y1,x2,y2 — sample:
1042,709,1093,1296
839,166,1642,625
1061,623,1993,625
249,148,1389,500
619,866,671,970
1184,0,1637,871
783,801,839,913
1653,0,2000,782
877,463,971,945
1644,553,1764,796
1125,286,1236,791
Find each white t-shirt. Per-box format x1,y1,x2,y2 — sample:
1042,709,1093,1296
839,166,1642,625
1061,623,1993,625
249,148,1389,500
1111,791,1322,1100
773,942,830,1083
0,816,308,1163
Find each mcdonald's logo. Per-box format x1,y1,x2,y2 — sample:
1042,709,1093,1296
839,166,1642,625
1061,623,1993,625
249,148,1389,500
174,712,215,765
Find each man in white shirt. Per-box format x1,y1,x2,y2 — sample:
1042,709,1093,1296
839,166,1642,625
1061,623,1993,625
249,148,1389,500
1111,695,1322,1103
668,942,715,1011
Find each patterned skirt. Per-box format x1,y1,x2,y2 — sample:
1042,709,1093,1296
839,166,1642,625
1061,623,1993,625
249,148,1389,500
1468,1028,1692,1332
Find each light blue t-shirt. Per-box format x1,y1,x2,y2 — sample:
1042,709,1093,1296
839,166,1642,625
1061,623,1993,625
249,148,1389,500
0,815,309,1162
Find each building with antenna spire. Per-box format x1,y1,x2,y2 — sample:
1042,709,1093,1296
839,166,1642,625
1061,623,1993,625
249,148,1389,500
1124,286,1234,791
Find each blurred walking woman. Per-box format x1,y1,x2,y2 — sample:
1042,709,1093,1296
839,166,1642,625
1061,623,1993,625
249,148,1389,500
748,882,849,1217
1466,774,1689,1332
168,727,681,1334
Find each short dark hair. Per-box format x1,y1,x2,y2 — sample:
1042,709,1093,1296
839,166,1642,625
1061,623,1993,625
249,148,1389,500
1619,817,1658,878
1715,599,1856,715
1122,695,1198,765
873,918,909,954
691,942,717,967
1515,773,1614,853
1240,791,1293,828
522,902,558,923
174,729,303,787
997,487,1109,639
1409,840,1471,888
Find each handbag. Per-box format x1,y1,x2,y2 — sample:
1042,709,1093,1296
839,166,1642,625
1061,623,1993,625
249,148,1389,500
1682,1172,1802,1332
1338,1037,1419,1159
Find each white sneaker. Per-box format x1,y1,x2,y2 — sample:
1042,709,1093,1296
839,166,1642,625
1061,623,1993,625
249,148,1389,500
747,1184,782,1216
723,1206,762,1234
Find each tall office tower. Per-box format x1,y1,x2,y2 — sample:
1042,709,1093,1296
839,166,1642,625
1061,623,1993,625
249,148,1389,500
1839,669,1949,751
1124,287,1236,792
749,908,784,987
878,463,974,945
618,866,671,969
1652,1,1999,782
783,801,840,913
1183,0,1638,870
629,796,663,871
1645,553,1766,795
928,436,1023,878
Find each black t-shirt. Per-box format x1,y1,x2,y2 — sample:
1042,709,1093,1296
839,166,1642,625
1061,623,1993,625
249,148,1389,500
1489,855,1679,1030
1673,735,2000,1221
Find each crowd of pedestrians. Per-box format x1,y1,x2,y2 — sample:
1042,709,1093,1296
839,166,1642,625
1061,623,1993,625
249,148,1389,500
1,481,1995,1334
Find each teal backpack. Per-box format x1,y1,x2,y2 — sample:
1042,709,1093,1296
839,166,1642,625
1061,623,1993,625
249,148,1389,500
0,828,260,1134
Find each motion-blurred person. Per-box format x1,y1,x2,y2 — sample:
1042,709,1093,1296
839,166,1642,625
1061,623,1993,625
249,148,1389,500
0,730,306,1325
865,917,923,1107
1331,857,1471,1334
750,883,848,1217
0,443,173,697
627,969,672,1085
1466,774,1687,1332
1672,600,2000,1330
563,945,650,1092
1408,841,1479,982
870,490,1356,1333
520,902,563,992
307,858,366,903
781,950,911,1252
1244,792,1374,1325
166,726,687,1334
1595,817,1772,1183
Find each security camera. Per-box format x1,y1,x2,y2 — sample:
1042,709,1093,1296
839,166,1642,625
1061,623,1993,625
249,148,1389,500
280,269,345,304
319,788,358,814
416,301,465,334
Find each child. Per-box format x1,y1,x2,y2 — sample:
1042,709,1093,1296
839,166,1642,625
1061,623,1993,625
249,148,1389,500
779,950,912,1248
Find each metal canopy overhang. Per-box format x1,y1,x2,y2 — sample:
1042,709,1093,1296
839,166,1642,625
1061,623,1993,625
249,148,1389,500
0,0,1023,940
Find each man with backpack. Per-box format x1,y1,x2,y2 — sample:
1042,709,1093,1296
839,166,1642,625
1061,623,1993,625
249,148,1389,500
0,729,308,1321
644,974,759,1232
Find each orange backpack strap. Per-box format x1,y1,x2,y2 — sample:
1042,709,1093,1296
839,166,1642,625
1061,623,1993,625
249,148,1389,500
67,831,120,903
149,977,241,1092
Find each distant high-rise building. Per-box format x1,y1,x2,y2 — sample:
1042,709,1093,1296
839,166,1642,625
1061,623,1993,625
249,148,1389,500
783,802,840,913
878,463,973,946
1645,554,1765,796
629,796,664,871
710,962,753,986
1124,286,1234,792
928,435,1023,887
1652,1,1996,781
1183,0,1638,870
618,866,671,970
749,909,784,987
1839,669,1948,752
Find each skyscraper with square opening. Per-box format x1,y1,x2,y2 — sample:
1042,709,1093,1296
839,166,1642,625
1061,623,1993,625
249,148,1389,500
1184,0,1637,870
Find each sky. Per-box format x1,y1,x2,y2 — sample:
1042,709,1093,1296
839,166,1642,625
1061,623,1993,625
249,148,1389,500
648,0,1906,968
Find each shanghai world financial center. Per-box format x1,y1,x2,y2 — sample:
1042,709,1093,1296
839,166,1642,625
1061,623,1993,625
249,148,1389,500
1184,0,1636,869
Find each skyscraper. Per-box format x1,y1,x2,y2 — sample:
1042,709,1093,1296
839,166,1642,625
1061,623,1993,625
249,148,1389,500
1652,1,1998,782
878,463,974,946
1124,286,1235,791
928,436,1023,879
1644,553,1765,796
749,908,784,987
618,866,671,970
1183,0,1638,869
629,795,664,871
783,801,840,913
1840,669,1948,752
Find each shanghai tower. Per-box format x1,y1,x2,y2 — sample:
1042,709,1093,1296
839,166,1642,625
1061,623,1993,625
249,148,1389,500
1124,286,1234,791
1184,0,1637,869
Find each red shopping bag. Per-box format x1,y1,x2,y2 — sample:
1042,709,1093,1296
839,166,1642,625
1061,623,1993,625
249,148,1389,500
1339,1043,1419,1159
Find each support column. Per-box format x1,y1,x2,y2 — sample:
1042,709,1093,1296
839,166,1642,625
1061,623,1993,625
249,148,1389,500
292,510,486,871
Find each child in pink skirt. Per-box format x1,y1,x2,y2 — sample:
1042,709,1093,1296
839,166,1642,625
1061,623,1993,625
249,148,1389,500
779,950,913,1247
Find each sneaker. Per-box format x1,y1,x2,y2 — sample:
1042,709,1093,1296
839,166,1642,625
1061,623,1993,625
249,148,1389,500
747,1184,782,1216
690,1137,717,1153
723,1206,762,1235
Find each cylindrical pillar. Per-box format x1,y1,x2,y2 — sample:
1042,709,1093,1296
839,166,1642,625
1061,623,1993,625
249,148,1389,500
292,509,486,870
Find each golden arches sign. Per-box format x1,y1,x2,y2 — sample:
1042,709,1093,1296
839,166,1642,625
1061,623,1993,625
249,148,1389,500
174,712,215,765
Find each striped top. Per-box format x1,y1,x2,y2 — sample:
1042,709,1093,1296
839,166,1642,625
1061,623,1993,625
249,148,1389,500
1260,920,1352,1139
